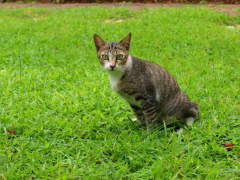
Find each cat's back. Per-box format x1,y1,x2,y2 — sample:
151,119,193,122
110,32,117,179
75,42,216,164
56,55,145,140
129,56,180,96
130,56,177,83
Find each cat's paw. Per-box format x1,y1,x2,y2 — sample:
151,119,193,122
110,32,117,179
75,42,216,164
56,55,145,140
132,118,138,122
177,125,187,133
178,128,184,133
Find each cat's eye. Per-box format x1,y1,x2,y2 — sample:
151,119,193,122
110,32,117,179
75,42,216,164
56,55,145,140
102,54,109,60
116,54,123,60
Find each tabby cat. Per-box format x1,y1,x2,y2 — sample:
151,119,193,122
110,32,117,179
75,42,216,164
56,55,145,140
93,33,199,130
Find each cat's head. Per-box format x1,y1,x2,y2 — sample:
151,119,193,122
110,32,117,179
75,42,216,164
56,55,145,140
94,33,131,72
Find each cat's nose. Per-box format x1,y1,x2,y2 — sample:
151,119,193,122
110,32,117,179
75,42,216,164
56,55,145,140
110,65,116,70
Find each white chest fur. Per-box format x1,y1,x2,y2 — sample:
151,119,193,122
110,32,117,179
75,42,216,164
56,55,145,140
108,72,140,108
107,56,140,107
108,71,123,91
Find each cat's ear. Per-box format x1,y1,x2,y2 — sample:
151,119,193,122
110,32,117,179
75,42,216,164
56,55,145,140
120,33,131,51
94,34,106,51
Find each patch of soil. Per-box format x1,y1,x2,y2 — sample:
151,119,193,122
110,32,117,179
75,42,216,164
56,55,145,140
209,4,240,15
0,3,239,16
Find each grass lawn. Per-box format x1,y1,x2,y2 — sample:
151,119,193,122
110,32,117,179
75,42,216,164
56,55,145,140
0,5,240,179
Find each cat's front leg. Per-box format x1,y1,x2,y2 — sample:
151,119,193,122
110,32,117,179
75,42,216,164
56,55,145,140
130,105,145,124
140,100,158,129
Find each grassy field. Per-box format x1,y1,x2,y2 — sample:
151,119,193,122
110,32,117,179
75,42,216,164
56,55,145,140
0,5,240,179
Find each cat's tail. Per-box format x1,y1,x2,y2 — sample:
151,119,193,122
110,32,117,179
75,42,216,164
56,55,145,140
190,101,199,118
176,101,199,121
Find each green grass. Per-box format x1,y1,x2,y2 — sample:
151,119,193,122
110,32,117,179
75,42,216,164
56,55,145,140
0,5,240,179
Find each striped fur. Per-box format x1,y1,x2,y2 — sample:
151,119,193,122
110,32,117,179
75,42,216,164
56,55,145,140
94,33,199,129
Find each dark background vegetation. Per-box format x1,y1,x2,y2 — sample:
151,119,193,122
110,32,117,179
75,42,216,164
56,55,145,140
1,0,240,4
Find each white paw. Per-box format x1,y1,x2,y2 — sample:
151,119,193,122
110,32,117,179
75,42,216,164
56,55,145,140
178,128,184,133
178,125,187,133
132,118,138,122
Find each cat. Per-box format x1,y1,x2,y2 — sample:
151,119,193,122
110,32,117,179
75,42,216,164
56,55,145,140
93,33,199,131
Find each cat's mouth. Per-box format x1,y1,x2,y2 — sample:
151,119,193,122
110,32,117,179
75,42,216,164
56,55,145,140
106,67,116,71
105,66,124,72
107,66,126,72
